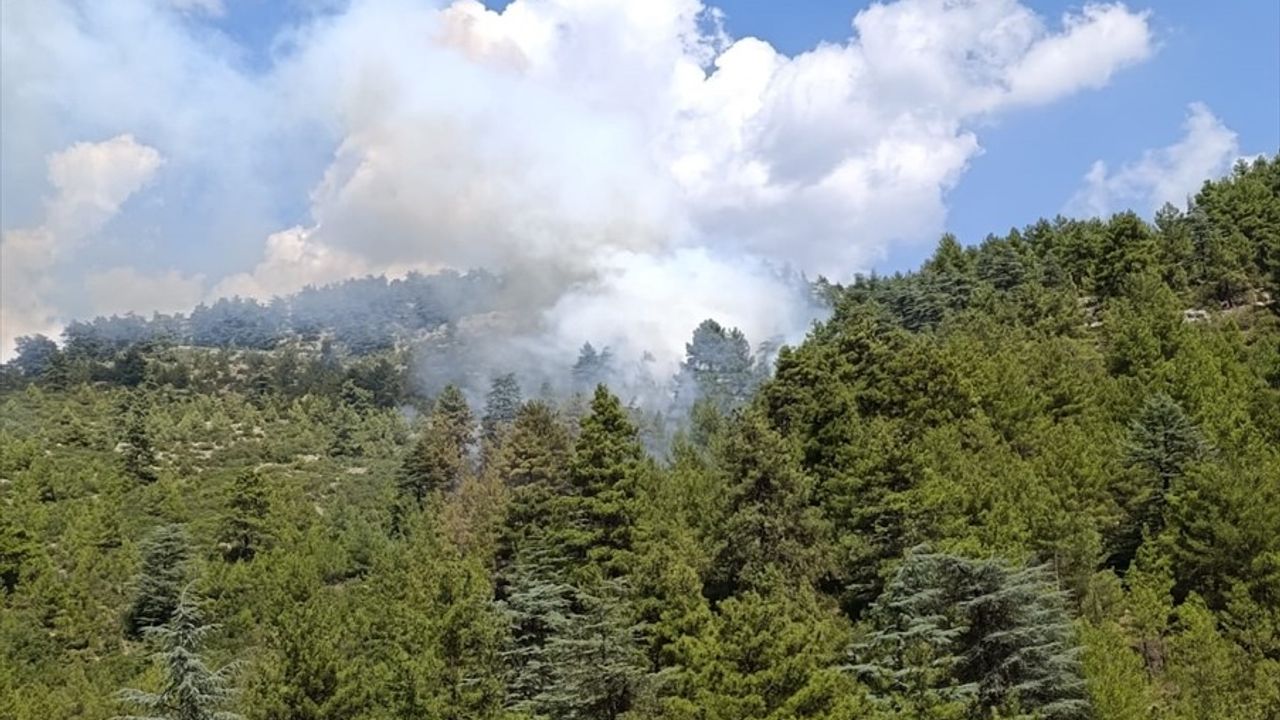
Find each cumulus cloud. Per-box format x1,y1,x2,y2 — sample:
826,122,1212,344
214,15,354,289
2,0,1158,366
84,267,207,318
1,135,165,357
1068,102,1240,217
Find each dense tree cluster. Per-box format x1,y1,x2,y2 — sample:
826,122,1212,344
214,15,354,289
1,156,1278,719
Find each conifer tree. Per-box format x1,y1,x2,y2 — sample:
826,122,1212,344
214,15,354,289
712,410,827,595
499,544,577,716
218,470,270,563
541,578,649,720
125,525,191,639
0,513,36,595
1111,392,1208,568
572,342,614,391
122,402,159,484
397,385,475,509
501,541,649,720
1125,392,1208,488
679,577,854,720
676,319,756,412
115,346,148,388
852,549,1091,719
562,385,645,577
117,587,242,720
494,400,573,557
481,373,522,445
327,404,361,458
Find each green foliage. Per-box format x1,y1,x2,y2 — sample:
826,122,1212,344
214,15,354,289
852,550,1090,719
123,399,160,484
218,470,271,563
125,525,192,639
711,409,828,595
397,384,475,511
482,373,523,445
116,587,242,720
561,385,646,578
2,156,1278,718
677,319,757,412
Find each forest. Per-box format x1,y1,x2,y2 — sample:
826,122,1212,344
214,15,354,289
1,155,1279,719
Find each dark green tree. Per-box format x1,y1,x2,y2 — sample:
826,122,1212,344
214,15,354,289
117,587,242,720
125,525,191,639
218,470,271,563
494,400,573,558
676,319,756,412
541,578,649,720
0,513,37,594
11,334,60,379
852,549,1090,719
499,544,575,715
712,410,828,595
976,235,1028,291
115,346,149,388
1111,392,1210,569
122,402,159,484
397,385,474,510
1097,211,1158,298
481,373,522,445
562,385,645,577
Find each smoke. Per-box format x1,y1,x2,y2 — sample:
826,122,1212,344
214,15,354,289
2,0,1156,367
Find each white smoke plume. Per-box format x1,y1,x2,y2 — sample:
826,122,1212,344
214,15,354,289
2,0,1156,368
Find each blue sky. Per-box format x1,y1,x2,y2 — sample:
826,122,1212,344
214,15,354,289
208,0,1278,265
2,0,1277,358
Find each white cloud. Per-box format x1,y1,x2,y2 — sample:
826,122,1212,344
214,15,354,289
2,0,1158,367
84,267,207,317
1068,102,1239,217
1,135,164,358
1004,3,1153,106
211,226,382,300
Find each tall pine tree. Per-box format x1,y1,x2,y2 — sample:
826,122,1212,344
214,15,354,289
117,587,242,720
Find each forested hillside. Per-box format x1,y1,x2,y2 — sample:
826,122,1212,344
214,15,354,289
2,156,1279,719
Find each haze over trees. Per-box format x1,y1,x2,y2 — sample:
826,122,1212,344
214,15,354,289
1,156,1279,718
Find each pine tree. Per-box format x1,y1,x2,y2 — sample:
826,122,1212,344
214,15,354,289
1111,392,1208,569
11,334,60,379
1154,203,1195,293
125,525,191,639
327,404,362,458
680,578,854,720
976,235,1028,291
499,544,576,715
481,373,522,445
562,385,645,578
122,401,159,484
851,549,1091,719
1097,212,1159,298
676,319,756,412
541,578,649,720
397,385,475,509
218,470,270,563
1125,393,1208,487
117,587,242,720
115,346,148,388
494,400,573,558
712,410,827,595
572,343,613,392
0,512,37,594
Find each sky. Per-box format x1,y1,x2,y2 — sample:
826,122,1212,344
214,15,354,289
2,0,1277,362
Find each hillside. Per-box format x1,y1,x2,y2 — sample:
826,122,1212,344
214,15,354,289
1,156,1279,719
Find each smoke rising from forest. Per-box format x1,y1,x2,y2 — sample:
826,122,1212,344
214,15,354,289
3,0,1158,371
